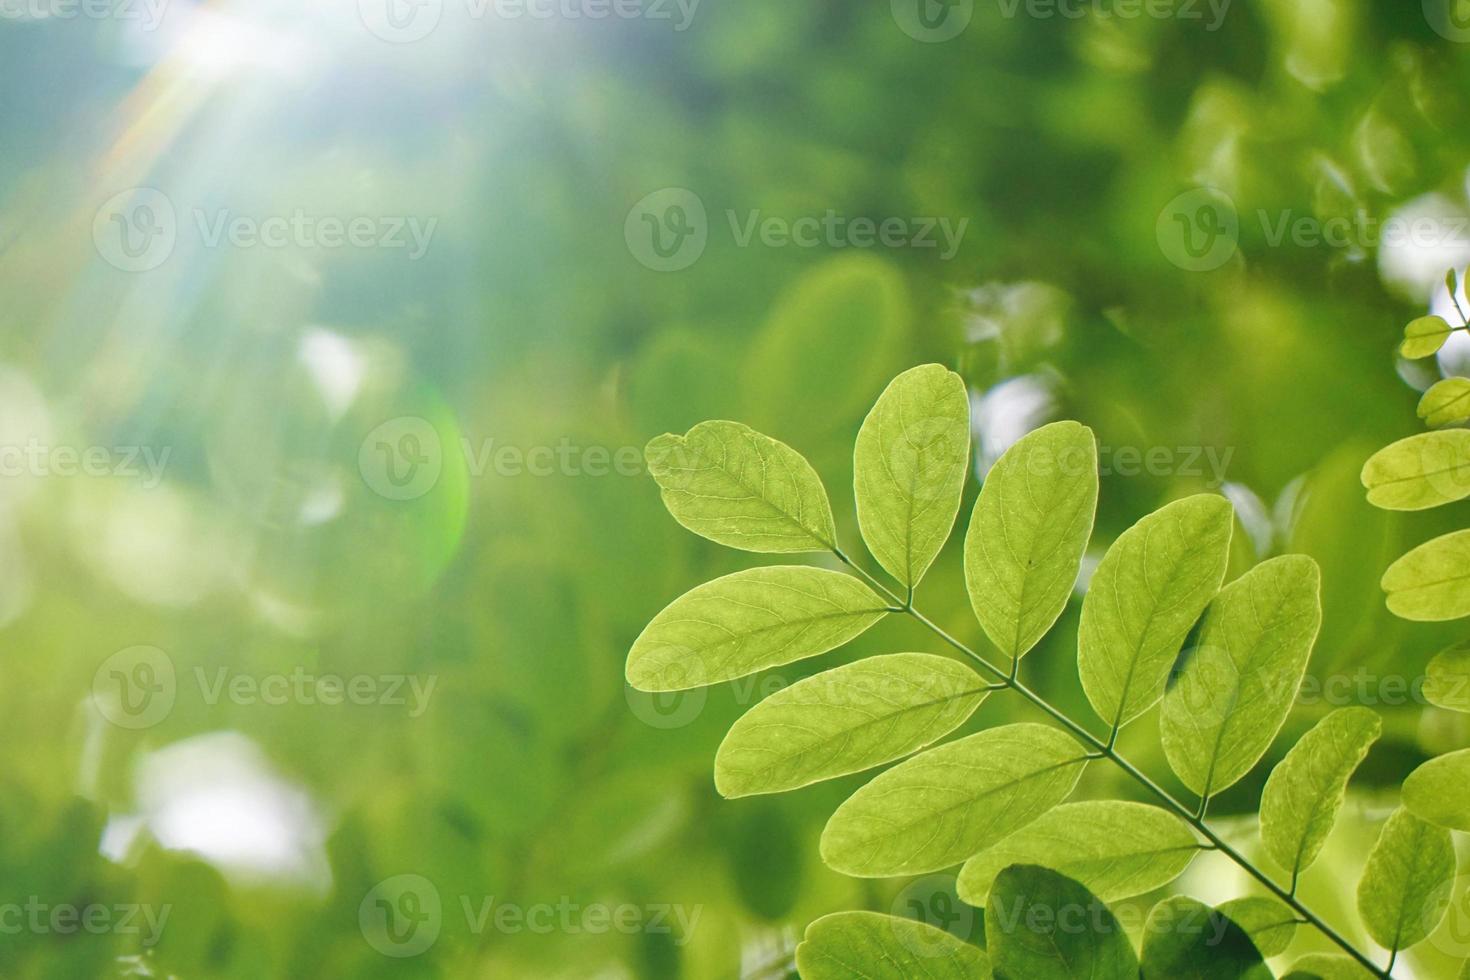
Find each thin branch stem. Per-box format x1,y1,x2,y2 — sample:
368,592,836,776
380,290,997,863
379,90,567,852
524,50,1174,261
832,549,1390,980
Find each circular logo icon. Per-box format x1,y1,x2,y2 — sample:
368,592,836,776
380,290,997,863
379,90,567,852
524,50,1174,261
360,874,442,957
625,188,707,272
1429,871,1470,958
92,646,177,730
623,683,707,730
891,875,977,957
93,188,177,273
1425,0,1470,42
891,0,973,42
880,416,971,506
358,0,443,42
359,417,443,501
1157,187,1239,272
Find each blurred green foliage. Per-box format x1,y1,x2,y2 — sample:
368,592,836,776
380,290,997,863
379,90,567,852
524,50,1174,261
1,0,1470,976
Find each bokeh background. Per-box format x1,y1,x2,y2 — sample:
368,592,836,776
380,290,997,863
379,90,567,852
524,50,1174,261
3,0,1470,976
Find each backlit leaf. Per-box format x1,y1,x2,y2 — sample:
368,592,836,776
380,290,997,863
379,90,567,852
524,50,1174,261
854,364,971,590
714,653,989,798
820,723,1088,877
987,865,1137,980
1140,896,1271,980
956,801,1201,906
1401,315,1454,359
1259,706,1381,878
1424,641,1470,712
1079,494,1234,729
965,421,1099,662
645,420,837,552
1281,953,1375,979
1217,897,1297,958
625,567,888,691
1403,748,1470,833
1161,555,1323,798
1419,378,1470,427
1360,430,1470,511
795,911,991,980
1382,529,1470,621
1356,807,1456,953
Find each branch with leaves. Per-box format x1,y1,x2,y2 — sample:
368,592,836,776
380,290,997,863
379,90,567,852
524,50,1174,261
627,364,1460,978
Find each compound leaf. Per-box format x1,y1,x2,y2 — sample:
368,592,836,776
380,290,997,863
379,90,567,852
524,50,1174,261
965,421,1099,663
1140,896,1271,980
957,801,1202,906
1217,897,1297,958
625,567,887,691
1079,494,1234,729
987,865,1137,980
1361,430,1470,511
795,911,990,980
1403,748,1470,833
820,723,1088,877
1161,555,1323,798
1356,807,1456,954
1419,378,1470,427
714,653,989,798
1259,706,1381,879
645,420,837,552
1424,641,1470,712
1282,953,1376,979
1382,529,1470,621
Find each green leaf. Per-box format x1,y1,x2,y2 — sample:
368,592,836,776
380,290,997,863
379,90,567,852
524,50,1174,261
956,801,1201,906
1217,897,1297,958
1419,378,1470,427
1402,315,1454,359
1403,748,1470,832
819,723,1088,877
644,421,837,553
1424,641,1470,712
1140,897,1272,980
854,364,971,591
625,567,888,692
1282,953,1376,979
1078,494,1235,729
1356,807,1456,954
1259,706,1381,879
1382,529,1470,621
714,653,990,798
1161,555,1323,798
964,421,1099,662
1360,430,1470,511
986,865,1138,980
794,911,991,980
